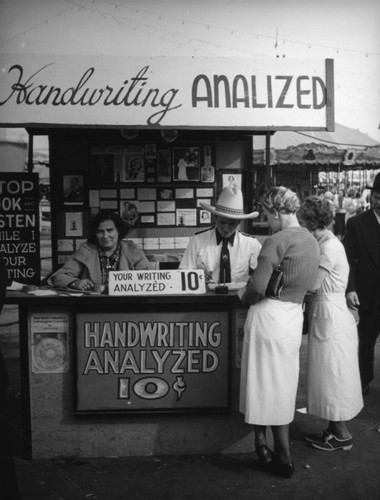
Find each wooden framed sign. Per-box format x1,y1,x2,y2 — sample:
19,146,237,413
0,172,41,285
75,309,230,412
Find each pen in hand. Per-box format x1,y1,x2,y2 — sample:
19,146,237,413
196,257,213,283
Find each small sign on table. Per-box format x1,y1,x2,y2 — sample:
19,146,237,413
108,269,206,296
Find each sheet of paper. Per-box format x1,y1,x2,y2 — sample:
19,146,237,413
29,289,59,296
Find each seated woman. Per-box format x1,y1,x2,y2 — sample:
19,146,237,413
50,210,155,291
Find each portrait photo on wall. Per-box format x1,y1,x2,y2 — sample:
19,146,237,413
90,153,115,183
222,172,242,191
124,153,145,182
120,200,139,227
199,209,212,225
201,166,215,183
63,174,85,206
172,147,200,181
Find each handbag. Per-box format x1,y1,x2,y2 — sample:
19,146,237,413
265,265,284,299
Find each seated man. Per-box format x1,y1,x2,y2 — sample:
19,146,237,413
180,186,261,284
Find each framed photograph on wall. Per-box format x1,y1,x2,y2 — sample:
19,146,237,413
157,149,172,183
145,144,157,160
145,144,157,183
222,172,242,191
140,214,156,226
65,212,83,237
196,187,214,198
123,153,145,182
120,200,139,227
203,144,212,165
199,209,212,225
176,208,197,226
63,174,85,206
90,153,115,183
172,147,200,182
158,187,174,200
157,212,176,226
201,166,215,183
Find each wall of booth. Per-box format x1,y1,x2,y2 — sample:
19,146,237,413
48,128,256,269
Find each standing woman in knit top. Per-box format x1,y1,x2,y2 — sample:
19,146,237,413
239,187,320,478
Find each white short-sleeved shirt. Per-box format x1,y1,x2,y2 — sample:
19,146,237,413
179,227,262,283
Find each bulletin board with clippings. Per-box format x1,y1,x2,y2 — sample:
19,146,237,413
49,129,250,269
87,143,216,229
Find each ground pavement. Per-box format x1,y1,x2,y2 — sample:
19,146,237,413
2,331,380,500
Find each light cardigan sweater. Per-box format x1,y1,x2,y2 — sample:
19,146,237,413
241,227,320,305
50,240,155,288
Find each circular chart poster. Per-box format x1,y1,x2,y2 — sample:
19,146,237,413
33,335,67,372
31,313,70,374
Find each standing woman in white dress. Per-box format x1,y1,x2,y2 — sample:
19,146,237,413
298,197,363,451
239,187,320,478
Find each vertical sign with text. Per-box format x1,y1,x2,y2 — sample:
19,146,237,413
0,173,41,285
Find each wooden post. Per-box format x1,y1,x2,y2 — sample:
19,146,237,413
27,132,34,174
265,132,273,189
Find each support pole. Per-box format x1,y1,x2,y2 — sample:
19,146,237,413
265,132,273,189
27,132,34,174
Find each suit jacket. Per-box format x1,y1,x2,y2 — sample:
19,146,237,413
343,209,380,313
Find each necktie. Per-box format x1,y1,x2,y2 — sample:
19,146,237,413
219,238,231,284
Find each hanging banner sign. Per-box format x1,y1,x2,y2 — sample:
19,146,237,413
76,309,230,412
0,55,334,130
0,173,41,285
108,269,206,296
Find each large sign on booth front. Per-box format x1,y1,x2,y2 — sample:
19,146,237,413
0,55,334,130
75,310,230,412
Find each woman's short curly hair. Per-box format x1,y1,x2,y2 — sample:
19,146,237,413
87,210,129,244
261,186,300,214
298,196,334,230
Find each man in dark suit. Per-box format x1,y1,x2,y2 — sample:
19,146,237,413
343,172,380,395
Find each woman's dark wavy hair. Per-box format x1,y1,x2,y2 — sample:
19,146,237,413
87,210,129,244
298,196,334,230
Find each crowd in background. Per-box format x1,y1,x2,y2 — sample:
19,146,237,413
316,185,371,239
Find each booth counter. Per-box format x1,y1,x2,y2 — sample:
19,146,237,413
6,289,249,459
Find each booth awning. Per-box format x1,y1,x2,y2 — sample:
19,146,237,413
252,123,380,168
253,143,380,168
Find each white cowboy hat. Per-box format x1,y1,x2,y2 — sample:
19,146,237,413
200,186,259,220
